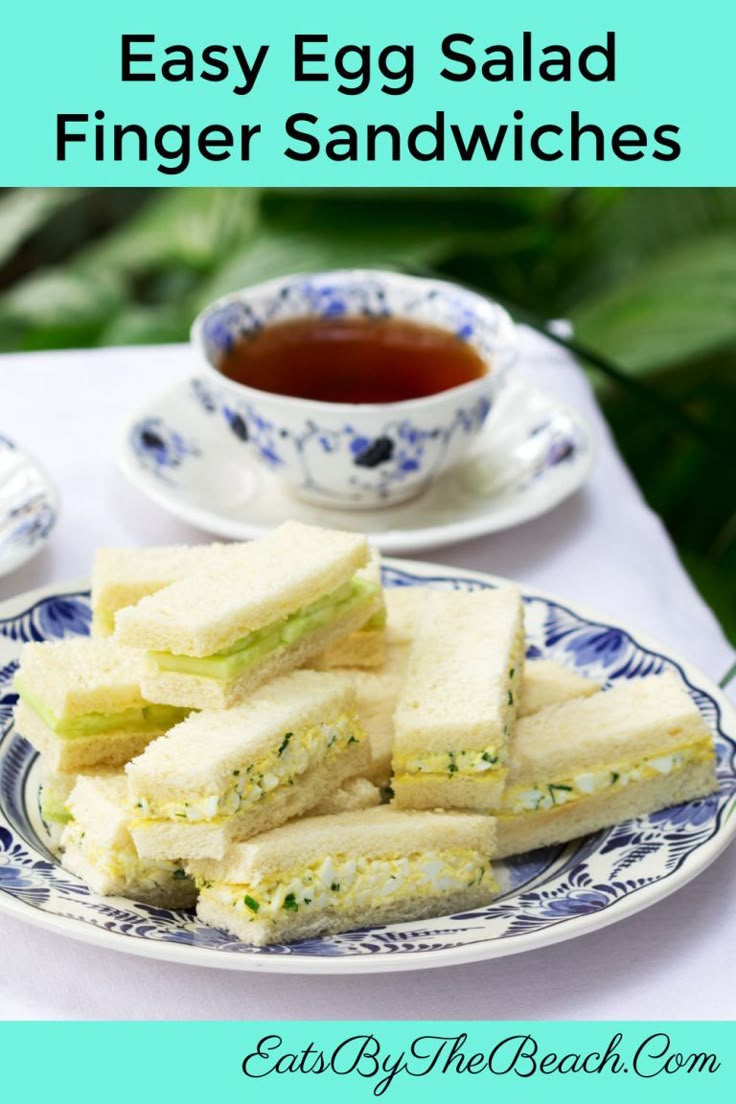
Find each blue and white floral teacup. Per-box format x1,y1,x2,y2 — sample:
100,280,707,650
192,269,517,509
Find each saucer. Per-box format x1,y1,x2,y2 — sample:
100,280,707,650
118,373,594,554
0,435,59,577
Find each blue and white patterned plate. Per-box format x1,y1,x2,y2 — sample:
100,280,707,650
0,435,58,579
118,373,594,554
0,563,734,974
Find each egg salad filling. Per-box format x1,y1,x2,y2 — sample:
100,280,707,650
132,714,363,823
395,746,504,778
148,575,379,681
196,848,497,923
499,740,715,817
15,681,189,740
62,821,193,893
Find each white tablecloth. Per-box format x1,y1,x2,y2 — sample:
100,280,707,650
1,331,734,1020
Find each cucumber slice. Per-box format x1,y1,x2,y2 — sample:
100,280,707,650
151,577,377,682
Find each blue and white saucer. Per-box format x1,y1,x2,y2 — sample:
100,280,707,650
0,561,734,974
0,435,58,579
118,374,594,554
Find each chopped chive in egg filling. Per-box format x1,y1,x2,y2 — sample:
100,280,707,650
132,715,363,823
148,576,379,681
394,746,503,780
196,849,497,923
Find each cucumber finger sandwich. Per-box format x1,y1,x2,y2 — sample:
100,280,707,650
114,521,382,709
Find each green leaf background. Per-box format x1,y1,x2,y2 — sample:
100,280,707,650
0,187,733,646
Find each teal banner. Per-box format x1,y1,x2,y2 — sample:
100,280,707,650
1,1022,732,1101
1,0,735,184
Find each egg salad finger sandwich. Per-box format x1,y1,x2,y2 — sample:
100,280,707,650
13,638,189,773
114,521,380,709
127,670,370,861
344,598,598,790
494,671,718,858
188,807,497,945
60,774,196,908
393,587,525,811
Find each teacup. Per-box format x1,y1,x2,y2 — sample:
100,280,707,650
191,269,517,509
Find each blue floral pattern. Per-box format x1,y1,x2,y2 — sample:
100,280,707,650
128,418,199,485
0,570,734,969
192,271,517,506
0,592,90,643
192,379,493,503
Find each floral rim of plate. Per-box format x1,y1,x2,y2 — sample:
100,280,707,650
0,561,733,974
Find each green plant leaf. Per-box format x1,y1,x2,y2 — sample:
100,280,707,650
80,188,260,276
571,233,736,374
0,189,84,268
0,266,125,350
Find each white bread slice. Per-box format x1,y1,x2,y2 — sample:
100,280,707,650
131,739,369,860
65,774,136,851
190,808,496,945
39,761,79,813
60,775,196,908
519,659,601,718
313,627,385,671
384,587,426,647
14,637,148,718
394,587,524,756
14,699,161,773
308,776,382,816
91,542,245,634
495,759,717,858
39,761,116,822
508,672,711,786
392,587,524,810
114,521,369,656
